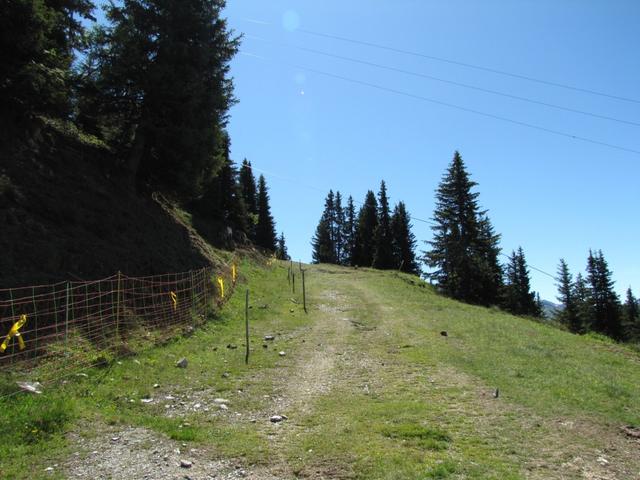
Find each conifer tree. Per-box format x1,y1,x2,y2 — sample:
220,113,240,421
311,191,337,264
239,159,258,239
1,0,95,131
556,259,582,333
502,247,540,316
573,273,591,329
87,0,240,197
334,192,346,264
425,151,502,305
342,196,357,266
353,191,378,267
255,175,277,251
275,232,290,260
623,287,639,341
390,202,419,274
586,250,622,339
196,136,248,237
373,181,395,269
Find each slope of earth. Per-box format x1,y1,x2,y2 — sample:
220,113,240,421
1,262,639,479
0,122,224,288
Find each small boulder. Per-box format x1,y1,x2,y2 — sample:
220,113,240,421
227,344,238,349
180,459,193,469
279,351,286,357
176,358,188,368
440,331,448,337
270,415,285,423
264,335,275,341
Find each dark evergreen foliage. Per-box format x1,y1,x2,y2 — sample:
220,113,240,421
82,0,240,198
255,175,277,251
239,159,258,240
372,181,395,269
586,250,622,339
353,191,378,267
390,202,419,274
555,259,582,333
342,196,357,266
334,192,346,264
276,232,290,260
502,247,541,317
1,0,95,130
311,191,337,264
424,151,503,305
623,288,639,341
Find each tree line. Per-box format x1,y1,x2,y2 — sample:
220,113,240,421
311,182,420,274
556,253,639,341
1,1,287,254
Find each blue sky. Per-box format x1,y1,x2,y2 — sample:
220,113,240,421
222,0,640,301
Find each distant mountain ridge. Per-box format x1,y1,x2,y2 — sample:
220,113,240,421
541,300,563,318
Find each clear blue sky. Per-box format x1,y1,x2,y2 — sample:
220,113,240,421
222,0,640,301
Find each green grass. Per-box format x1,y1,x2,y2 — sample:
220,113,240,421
1,260,639,479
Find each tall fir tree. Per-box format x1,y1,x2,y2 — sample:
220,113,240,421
85,0,240,197
390,202,419,274
255,175,277,251
1,0,95,132
502,247,540,316
196,135,248,237
342,196,357,266
555,259,582,333
573,272,591,330
334,191,346,264
275,232,290,261
424,151,503,305
373,181,395,269
238,159,258,239
353,190,378,267
311,191,337,264
586,250,622,339
623,287,639,341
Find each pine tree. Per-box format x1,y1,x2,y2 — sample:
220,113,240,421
586,250,622,339
373,181,395,269
1,0,95,132
573,273,591,330
334,192,345,264
425,151,502,305
196,136,248,237
353,191,378,267
311,191,337,264
342,196,357,266
390,202,419,274
555,259,582,333
623,287,639,341
86,0,240,197
239,159,258,240
255,175,277,251
275,232,290,260
502,247,539,316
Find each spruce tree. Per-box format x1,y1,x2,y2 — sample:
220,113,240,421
239,159,258,240
573,273,591,330
276,232,290,261
311,191,337,264
87,0,240,197
353,191,378,267
1,0,95,132
556,259,582,333
255,175,277,251
502,247,539,316
334,192,345,264
373,181,395,269
342,196,357,266
586,250,622,339
391,202,419,274
623,287,639,341
425,151,502,305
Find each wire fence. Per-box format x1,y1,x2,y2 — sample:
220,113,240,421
0,259,239,388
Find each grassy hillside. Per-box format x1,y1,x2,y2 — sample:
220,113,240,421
1,261,639,479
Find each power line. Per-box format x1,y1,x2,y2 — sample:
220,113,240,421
240,52,640,156
245,35,640,128
294,28,640,105
499,252,556,279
